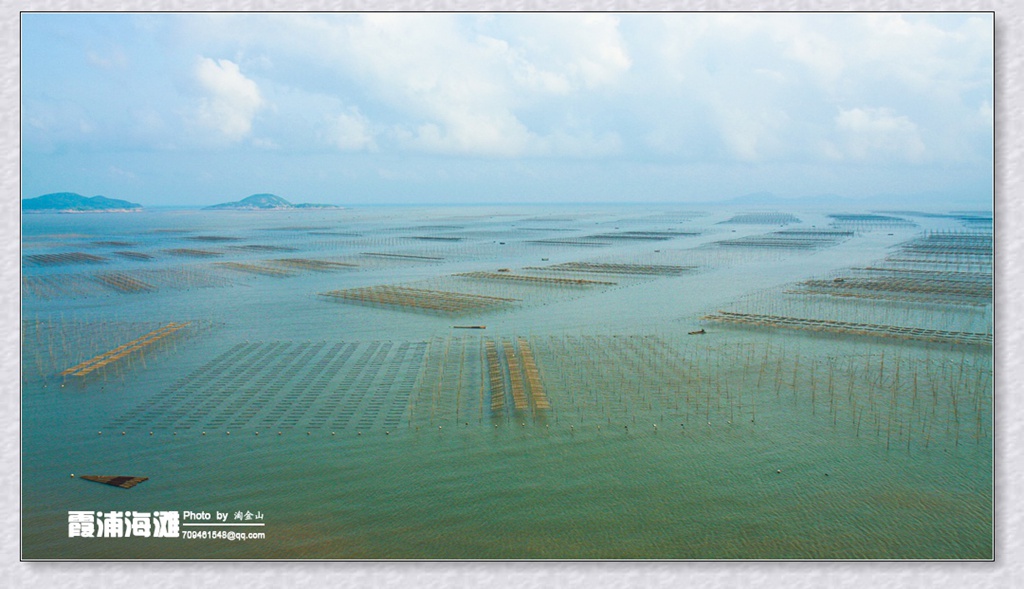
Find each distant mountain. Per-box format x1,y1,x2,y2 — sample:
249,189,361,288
203,193,342,211
23,192,142,213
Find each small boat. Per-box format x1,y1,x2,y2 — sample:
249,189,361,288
688,329,706,335
453,325,486,329
80,475,149,489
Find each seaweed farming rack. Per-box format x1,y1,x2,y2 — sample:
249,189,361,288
828,214,917,229
25,252,107,266
702,311,991,346
525,261,696,276
720,213,801,225
320,285,519,314
60,322,191,377
714,229,852,250
789,274,991,306
455,271,615,287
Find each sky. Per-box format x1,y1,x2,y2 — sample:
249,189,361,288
20,12,993,208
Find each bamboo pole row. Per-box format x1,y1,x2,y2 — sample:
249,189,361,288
485,339,506,414
111,251,154,260
163,248,223,258
60,322,190,377
721,213,802,224
226,244,299,252
703,311,992,346
502,339,529,411
94,272,158,293
518,337,550,410
360,252,445,261
524,262,697,276
525,238,610,247
785,288,991,307
91,240,137,247
587,230,699,241
25,252,107,266
801,277,991,299
852,267,991,283
270,258,358,271
455,271,616,287
215,261,295,277
320,285,519,314
185,235,243,242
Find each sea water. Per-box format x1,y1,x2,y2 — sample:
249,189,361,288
21,205,992,559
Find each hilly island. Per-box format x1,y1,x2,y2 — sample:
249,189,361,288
203,193,342,211
23,192,143,213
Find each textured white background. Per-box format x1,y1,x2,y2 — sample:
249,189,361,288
3,1,1018,587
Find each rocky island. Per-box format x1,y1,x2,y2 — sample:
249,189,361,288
203,193,342,211
23,192,143,213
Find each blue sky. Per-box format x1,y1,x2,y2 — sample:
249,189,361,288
21,12,993,207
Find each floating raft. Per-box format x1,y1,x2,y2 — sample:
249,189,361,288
269,258,357,271
112,251,155,260
25,252,108,266
703,311,992,346
227,244,299,252
720,213,801,225
215,261,295,277
185,235,243,242
60,322,190,377
81,475,148,489
800,277,991,300
587,231,700,241
320,286,518,314
503,340,529,410
360,252,444,261
517,338,549,410
485,340,506,414
455,271,616,286
94,272,157,293
525,262,696,276
92,240,137,247
163,248,223,258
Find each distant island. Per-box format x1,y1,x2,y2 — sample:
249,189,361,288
23,192,143,213
203,193,342,211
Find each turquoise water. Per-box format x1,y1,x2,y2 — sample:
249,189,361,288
21,206,992,559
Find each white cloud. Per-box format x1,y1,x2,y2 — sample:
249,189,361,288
194,57,264,142
87,48,128,69
227,13,631,157
328,108,375,151
833,107,925,161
